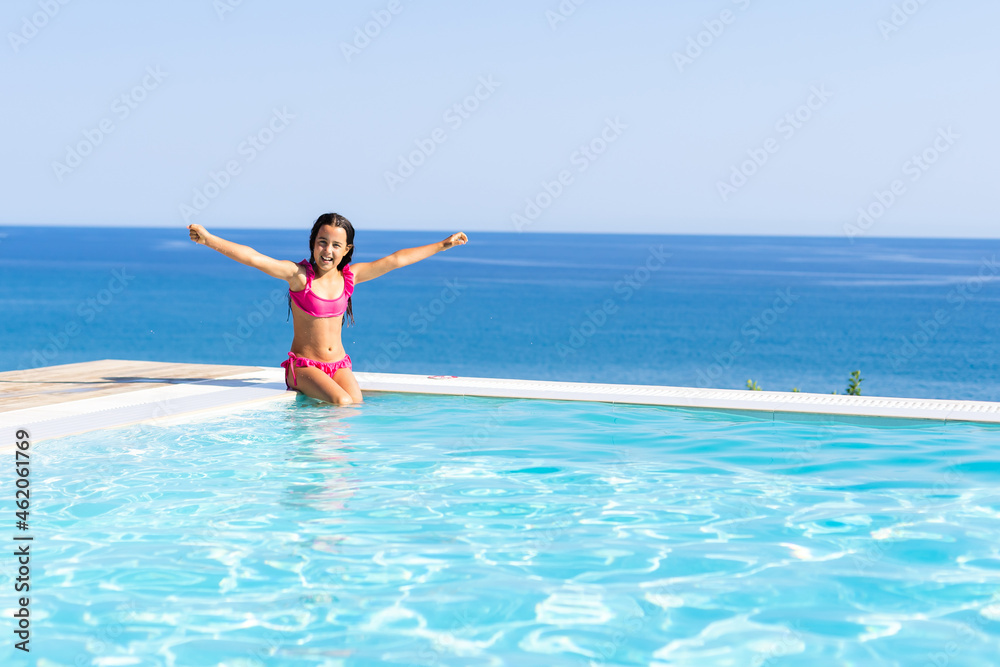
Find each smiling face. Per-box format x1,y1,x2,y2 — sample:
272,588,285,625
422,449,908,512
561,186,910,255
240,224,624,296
312,224,352,270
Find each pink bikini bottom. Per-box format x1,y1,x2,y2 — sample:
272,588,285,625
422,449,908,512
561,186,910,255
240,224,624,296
280,351,352,390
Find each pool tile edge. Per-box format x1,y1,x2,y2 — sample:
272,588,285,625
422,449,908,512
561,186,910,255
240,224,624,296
354,372,1000,425
4,366,1000,447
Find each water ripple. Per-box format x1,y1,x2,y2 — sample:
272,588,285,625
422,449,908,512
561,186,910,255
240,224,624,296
14,394,1000,666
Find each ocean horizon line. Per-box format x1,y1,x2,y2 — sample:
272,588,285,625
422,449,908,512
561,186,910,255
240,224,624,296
2,224,1000,243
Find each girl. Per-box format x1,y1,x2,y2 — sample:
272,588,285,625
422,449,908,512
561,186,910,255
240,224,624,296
188,212,468,405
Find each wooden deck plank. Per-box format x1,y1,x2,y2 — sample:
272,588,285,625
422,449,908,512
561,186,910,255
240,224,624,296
0,359,266,413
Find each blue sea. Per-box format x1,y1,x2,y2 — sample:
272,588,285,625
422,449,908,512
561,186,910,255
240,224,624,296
1,226,998,401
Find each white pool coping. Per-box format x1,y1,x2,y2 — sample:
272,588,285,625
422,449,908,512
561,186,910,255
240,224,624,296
2,368,999,445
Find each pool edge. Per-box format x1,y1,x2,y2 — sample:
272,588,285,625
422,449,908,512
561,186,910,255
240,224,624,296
354,372,1000,426
3,363,1000,447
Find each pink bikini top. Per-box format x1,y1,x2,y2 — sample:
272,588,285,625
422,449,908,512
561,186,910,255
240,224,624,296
288,260,354,318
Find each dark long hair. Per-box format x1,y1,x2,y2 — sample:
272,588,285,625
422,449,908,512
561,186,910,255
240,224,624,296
286,212,356,326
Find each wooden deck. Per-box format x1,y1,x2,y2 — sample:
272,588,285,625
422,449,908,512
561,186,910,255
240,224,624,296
0,359,265,413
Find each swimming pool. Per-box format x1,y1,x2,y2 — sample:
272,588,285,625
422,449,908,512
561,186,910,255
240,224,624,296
8,391,1000,666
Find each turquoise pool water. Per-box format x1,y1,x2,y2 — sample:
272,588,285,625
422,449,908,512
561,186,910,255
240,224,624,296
8,393,1000,666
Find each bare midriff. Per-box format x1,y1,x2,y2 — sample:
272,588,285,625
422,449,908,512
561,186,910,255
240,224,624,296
286,271,348,363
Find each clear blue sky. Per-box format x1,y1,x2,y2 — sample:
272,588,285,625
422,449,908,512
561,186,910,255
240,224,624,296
2,0,996,236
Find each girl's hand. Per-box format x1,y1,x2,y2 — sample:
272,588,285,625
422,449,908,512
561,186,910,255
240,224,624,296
188,224,212,245
441,232,468,250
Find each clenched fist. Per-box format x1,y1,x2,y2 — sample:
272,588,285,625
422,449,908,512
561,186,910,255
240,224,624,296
188,224,212,245
441,232,468,250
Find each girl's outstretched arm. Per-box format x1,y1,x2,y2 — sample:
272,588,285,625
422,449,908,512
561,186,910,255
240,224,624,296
188,223,301,283
353,232,467,284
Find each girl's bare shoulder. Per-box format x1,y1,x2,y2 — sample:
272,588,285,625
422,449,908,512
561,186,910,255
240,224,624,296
286,260,309,292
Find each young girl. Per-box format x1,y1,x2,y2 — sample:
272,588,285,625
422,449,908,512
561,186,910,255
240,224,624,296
188,212,467,405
